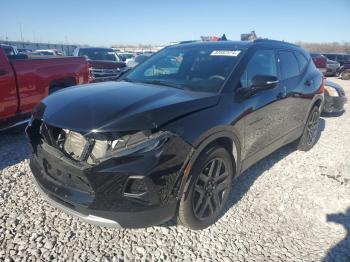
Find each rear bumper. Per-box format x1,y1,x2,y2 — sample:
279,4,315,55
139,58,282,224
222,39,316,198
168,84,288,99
324,67,339,76
323,95,347,113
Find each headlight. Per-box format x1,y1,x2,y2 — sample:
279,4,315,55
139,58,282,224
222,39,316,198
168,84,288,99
62,130,172,164
325,86,339,97
88,131,172,163
107,130,171,156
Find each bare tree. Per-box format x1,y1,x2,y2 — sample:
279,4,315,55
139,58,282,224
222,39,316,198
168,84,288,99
296,42,350,53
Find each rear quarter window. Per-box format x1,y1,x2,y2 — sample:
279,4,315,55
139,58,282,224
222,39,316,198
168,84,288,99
294,51,309,72
279,51,300,79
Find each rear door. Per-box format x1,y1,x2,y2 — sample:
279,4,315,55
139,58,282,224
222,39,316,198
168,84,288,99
277,50,308,133
0,50,18,120
240,49,286,160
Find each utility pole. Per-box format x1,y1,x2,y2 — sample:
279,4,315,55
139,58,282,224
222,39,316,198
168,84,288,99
20,23,24,43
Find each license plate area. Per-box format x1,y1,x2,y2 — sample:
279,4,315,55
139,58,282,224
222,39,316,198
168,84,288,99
38,145,93,194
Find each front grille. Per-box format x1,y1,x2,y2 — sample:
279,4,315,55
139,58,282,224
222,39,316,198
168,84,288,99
90,68,121,79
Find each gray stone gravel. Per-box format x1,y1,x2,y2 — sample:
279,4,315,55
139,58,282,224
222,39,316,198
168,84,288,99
0,77,349,261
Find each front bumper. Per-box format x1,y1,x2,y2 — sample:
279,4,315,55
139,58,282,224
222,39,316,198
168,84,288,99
27,125,192,228
32,175,122,227
323,95,347,113
324,67,339,76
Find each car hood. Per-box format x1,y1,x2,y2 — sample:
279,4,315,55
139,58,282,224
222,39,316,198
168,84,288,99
88,60,126,69
39,81,220,132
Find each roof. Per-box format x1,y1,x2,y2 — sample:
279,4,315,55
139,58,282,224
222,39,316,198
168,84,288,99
78,47,114,50
168,39,300,50
169,40,254,49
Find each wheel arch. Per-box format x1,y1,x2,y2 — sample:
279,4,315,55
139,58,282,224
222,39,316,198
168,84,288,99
304,94,324,125
177,130,242,200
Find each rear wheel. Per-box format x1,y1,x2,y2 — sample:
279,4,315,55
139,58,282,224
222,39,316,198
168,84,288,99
177,146,234,230
296,106,320,151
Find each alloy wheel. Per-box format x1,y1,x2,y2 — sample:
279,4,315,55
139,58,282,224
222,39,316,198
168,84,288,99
306,110,319,146
192,158,230,220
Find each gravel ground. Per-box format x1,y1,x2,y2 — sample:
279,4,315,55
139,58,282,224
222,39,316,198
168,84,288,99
0,77,349,262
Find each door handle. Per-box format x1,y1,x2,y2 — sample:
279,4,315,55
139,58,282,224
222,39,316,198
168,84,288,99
0,69,9,76
305,79,313,86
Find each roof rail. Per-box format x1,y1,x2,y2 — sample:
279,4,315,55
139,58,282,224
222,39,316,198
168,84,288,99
253,39,299,47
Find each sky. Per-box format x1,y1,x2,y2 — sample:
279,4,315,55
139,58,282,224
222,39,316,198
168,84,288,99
1,0,350,47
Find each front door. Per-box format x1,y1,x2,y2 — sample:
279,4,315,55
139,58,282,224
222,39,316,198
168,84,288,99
239,49,286,160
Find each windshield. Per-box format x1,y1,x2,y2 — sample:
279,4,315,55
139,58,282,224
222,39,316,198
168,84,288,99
125,45,243,93
120,53,134,59
79,49,120,62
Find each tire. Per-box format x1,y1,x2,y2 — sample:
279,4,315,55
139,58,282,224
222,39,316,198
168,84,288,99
177,146,234,230
296,106,320,151
340,69,350,80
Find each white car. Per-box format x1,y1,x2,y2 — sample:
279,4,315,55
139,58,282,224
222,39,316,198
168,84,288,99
126,53,152,68
32,49,64,56
118,52,136,63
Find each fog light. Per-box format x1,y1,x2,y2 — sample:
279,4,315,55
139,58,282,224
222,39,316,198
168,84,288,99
124,177,147,195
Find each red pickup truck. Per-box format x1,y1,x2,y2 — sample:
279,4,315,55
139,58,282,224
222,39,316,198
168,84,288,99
0,45,90,131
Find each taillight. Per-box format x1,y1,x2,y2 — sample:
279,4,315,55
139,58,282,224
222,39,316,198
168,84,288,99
313,57,327,68
319,77,325,93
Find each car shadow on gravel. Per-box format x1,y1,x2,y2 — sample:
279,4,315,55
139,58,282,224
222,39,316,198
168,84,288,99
322,111,345,118
220,118,326,221
0,127,30,170
323,208,350,262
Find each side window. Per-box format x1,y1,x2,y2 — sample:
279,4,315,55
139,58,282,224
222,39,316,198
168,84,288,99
327,54,336,60
279,51,300,79
240,49,277,88
294,51,308,72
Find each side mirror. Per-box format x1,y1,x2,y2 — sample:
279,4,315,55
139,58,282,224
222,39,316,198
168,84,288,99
121,57,126,62
237,75,278,98
251,75,279,90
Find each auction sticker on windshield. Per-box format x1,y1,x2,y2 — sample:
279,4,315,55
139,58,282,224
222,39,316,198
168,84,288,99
210,50,241,56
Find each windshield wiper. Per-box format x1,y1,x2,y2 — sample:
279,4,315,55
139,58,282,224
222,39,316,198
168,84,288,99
141,80,186,90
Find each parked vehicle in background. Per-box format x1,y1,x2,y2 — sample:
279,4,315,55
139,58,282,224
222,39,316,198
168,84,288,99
323,80,347,113
17,48,33,53
27,39,324,230
322,53,350,66
0,44,18,56
126,53,152,68
325,59,341,77
0,46,90,131
73,47,126,82
310,52,327,74
338,64,350,80
33,49,64,56
118,52,136,63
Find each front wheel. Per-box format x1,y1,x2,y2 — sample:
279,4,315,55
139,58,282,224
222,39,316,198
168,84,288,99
296,106,320,151
177,146,234,230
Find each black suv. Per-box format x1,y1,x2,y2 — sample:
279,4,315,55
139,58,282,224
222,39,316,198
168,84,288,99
27,40,324,230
